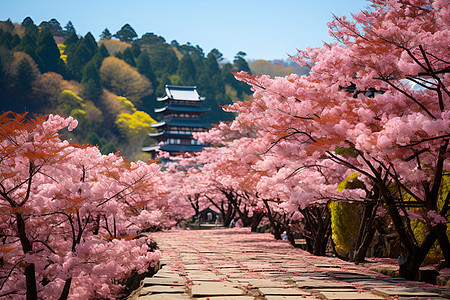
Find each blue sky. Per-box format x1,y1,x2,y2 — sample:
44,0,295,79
1,0,370,61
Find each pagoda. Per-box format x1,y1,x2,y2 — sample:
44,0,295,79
142,85,211,156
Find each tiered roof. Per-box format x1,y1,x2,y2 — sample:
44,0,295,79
143,85,210,155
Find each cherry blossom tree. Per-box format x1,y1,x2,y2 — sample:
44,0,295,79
228,0,448,279
0,112,163,299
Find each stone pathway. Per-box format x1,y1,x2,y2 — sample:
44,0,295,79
131,228,450,299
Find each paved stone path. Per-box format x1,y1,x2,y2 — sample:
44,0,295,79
131,228,450,299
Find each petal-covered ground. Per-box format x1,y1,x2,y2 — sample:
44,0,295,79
132,228,450,299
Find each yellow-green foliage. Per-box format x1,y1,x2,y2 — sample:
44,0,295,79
98,39,130,55
168,74,181,85
117,96,136,113
411,173,450,264
329,201,361,254
57,90,85,115
58,44,67,63
115,111,156,141
337,173,361,192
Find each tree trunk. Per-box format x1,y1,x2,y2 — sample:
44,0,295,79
401,228,438,279
16,213,38,300
312,207,331,256
300,205,331,256
285,226,296,247
352,201,377,263
250,210,264,232
233,202,253,227
58,278,72,300
352,225,376,263
263,200,283,240
435,223,450,268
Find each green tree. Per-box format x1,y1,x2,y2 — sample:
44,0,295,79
85,132,101,146
233,51,251,73
20,17,39,36
0,55,7,109
64,21,76,35
64,32,79,46
114,24,137,42
100,28,112,40
131,42,141,57
196,49,232,123
177,54,196,85
35,29,64,73
100,142,116,154
82,32,98,56
155,73,172,97
136,52,157,113
0,30,12,49
172,41,204,58
21,16,34,27
137,32,165,46
148,43,178,76
81,60,102,101
10,34,21,48
99,44,109,58
230,51,252,96
15,33,37,62
136,51,156,87
15,58,35,93
39,18,64,36
122,47,135,66
66,33,98,80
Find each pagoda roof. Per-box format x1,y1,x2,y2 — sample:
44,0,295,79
157,85,205,102
149,131,194,138
151,119,211,128
155,105,211,113
142,144,205,153
148,131,165,138
141,145,161,152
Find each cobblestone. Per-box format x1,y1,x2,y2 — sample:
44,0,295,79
131,228,449,299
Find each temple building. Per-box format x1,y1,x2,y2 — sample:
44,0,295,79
142,85,211,157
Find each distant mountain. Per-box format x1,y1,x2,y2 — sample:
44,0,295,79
249,58,310,77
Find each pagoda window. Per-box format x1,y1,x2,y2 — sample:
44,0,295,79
190,139,202,145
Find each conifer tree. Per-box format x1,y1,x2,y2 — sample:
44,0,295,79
177,54,196,85
82,59,103,101
21,16,34,27
99,44,109,58
114,24,138,42
100,28,112,39
136,51,156,87
66,33,97,80
64,32,79,46
122,47,136,66
64,21,76,35
16,33,38,62
35,30,64,73
131,42,141,57
11,34,21,48
39,18,64,36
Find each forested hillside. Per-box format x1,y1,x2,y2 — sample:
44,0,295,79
0,17,257,160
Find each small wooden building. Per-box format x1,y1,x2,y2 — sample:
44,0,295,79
195,207,222,224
